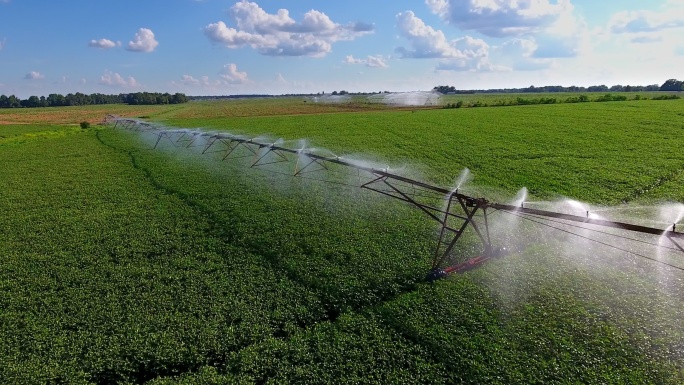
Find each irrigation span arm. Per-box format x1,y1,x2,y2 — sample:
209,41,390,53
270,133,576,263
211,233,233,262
106,115,683,275
223,135,457,196
489,203,683,239
273,141,683,240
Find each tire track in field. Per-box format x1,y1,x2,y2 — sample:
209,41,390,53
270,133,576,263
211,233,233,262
94,129,425,382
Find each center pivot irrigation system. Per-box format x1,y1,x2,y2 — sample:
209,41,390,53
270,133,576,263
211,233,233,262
105,115,684,281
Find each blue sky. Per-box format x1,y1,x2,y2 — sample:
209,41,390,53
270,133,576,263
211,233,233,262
1,0,683,97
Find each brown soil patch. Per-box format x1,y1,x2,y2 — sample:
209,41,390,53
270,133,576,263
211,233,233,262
0,105,172,125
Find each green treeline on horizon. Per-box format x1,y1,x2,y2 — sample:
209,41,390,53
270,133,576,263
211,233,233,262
433,79,684,94
0,92,189,108
2,78,683,109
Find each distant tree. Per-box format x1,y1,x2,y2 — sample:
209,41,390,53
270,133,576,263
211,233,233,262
47,93,67,107
587,85,609,92
7,95,20,108
29,96,41,107
660,79,683,91
65,92,90,106
0,91,187,109
170,93,188,104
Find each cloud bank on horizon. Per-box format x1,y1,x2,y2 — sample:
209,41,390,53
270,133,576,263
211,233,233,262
0,0,682,96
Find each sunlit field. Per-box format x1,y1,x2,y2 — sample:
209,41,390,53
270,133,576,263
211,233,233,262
1,97,683,383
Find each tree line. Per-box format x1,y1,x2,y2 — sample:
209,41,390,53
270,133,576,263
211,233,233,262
0,92,189,108
433,80,684,95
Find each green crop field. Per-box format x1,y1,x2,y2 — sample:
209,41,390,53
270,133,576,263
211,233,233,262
1,98,684,384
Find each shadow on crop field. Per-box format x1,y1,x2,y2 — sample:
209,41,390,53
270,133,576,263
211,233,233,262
95,128,435,324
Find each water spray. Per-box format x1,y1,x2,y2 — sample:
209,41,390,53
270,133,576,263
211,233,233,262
106,115,684,280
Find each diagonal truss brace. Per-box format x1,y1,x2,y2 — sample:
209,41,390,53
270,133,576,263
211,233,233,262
360,174,494,269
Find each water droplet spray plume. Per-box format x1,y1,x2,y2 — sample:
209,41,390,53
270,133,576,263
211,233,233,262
513,187,528,208
653,203,684,291
453,168,471,193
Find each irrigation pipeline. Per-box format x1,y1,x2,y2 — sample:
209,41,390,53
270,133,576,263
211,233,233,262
105,115,684,279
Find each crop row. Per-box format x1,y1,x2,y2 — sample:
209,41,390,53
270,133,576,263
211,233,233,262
1,121,682,383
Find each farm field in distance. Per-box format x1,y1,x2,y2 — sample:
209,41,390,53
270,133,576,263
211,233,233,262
1,97,684,384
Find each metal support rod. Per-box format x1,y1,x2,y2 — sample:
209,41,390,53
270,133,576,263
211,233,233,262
153,133,164,149
456,198,488,250
381,178,444,224
251,147,273,167
433,193,456,269
294,155,329,176
222,141,241,160
483,208,492,254
202,137,218,154
433,204,482,269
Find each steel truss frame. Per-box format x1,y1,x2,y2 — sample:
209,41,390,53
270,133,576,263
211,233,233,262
105,115,684,278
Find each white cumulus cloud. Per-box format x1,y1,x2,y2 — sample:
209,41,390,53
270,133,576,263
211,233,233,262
126,28,159,53
99,70,139,88
172,64,250,90
219,63,249,84
601,2,684,60
396,11,491,69
179,75,201,86
492,38,553,71
88,38,120,49
344,55,388,68
204,1,373,57
396,11,558,73
425,0,572,37
609,10,684,34
175,75,221,88
24,71,44,80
